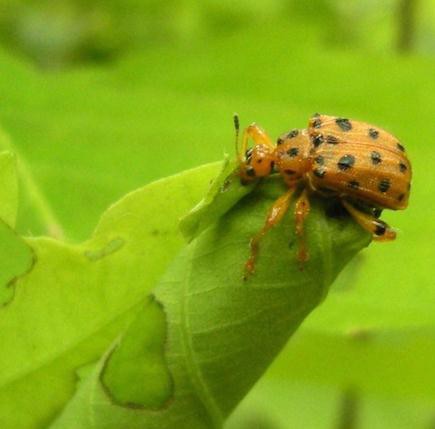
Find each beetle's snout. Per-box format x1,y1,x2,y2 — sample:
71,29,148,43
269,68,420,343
239,144,275,182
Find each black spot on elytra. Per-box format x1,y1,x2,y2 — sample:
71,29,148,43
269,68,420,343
287,147,299,157
312,134,324,147
399,162,407,173
371,151,382,165
374,221,387,236
256,159,263,164
337,154,355,171
397,142,405,152
326,135,339,144
398,193,405,202
378,178,391,193
246,166,256,177
368,128,379,139
285,169,296,175
336,118,352,131
287,129,299,138
348,180,360,190
313,167,326,178
277,137,284,145
314,155,325,165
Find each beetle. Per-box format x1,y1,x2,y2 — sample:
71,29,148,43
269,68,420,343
235,113,412,276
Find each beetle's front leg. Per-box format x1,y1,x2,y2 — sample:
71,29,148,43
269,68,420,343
239,124,274,160
294,188,311,264
244,188,295,279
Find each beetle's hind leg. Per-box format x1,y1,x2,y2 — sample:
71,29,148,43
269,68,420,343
341,200,396,241
244,188,295,279
294,188,311,263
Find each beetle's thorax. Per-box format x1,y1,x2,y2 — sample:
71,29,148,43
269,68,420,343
274,128,312,184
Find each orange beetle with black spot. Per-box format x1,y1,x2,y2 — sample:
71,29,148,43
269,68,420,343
235,113,412,276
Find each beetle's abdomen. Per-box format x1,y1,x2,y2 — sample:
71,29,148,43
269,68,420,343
307,114,412,210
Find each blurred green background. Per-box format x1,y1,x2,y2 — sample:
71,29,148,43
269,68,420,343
0,0,434,428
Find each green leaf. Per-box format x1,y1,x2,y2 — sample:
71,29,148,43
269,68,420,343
50,177,370,429
226,379,343,429
0,163,219,429
0,151,18,227
0,150,33,306
179,156,254,241
226,376,435,429
270,329,435,403
0,220,34,306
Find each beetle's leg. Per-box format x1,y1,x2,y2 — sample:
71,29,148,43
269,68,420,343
238,123,274,163
341,200,396,241
245,188,295,279
294,188,311,263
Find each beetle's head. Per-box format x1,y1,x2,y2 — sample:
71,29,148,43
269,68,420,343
239,144,275,183
233,115,276,184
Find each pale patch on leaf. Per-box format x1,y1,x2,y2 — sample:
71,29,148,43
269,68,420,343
101,296,173,409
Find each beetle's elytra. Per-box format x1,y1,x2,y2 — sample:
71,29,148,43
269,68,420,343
235,113,412,277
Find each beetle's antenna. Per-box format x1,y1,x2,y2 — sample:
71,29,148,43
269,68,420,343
234,113,240,161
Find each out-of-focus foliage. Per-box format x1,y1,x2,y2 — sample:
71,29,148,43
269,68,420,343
0,1,434,428
0,0,434,68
